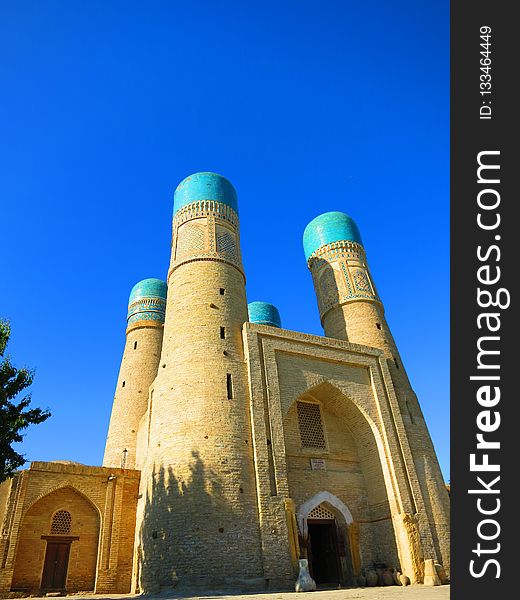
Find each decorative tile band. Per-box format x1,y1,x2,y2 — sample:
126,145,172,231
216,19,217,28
173,200,239,229
170,200,244,277
127,297,167,324
126,278,167,324
127,311,165,325
309,240,381,320
168,255,246,283
307,239,366,268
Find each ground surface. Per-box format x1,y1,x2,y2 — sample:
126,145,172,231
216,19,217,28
21,586,450,600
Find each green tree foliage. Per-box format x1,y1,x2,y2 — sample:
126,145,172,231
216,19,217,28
0,320,50,482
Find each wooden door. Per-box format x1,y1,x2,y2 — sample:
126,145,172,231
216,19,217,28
41,542,70,591
308,520,341,584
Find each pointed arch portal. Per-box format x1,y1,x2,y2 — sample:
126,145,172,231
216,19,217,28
297,490,354,535
11,486,100,593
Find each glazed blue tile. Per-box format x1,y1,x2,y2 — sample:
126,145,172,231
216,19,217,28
129,278,167,304
127,278,167,323
248,301,282,328
303,211,363,260
173,172,238,215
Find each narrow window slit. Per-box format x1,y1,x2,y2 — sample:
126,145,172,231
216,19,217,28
406,400,415,424
220,327,226,339
226,374,233,399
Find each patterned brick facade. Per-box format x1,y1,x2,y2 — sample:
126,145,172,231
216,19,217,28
0,463,139,595
0,173,449,595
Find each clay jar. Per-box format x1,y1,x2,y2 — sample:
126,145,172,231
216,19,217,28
382,570,394,586
366,570,378,587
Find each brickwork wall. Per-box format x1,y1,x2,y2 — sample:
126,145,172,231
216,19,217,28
0,481,12,536
135,409,150,471
136,204,264,591
309,240,450,575
283,398,399,572
103,322,164,470
12,486,99,592
278,354,400,571
243,324,434,584
1,205,449,592
324,301,450,574
0,462,140,595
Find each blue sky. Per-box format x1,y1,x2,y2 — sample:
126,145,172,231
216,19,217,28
1,1,450,480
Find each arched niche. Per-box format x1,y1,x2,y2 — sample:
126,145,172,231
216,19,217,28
24,483,102,520
12,486,100,594
284,381,400,571
295,490,355,584
297,490,353,535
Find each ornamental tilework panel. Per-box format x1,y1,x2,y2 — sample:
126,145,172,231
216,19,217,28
176,219,207,260
340,262,354,296
128,311,164,325
207,216,216,252
352,269,371,293
216,228,238,262
174,201,238,228
127,297,166,324
319,268,338,306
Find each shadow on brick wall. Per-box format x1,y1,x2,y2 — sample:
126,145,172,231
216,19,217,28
137,450,260,592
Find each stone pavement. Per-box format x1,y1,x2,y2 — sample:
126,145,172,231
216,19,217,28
19,585,450,600
170,586,450,600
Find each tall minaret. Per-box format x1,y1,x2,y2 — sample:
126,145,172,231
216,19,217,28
137,173,263,590
103,278,167,470
303,211,450,573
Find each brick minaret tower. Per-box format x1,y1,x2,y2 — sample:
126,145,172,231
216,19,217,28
303,211,450,575
137,173,263,590
103,278,167,470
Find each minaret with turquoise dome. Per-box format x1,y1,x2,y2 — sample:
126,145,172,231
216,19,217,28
137,172,264,590
303,210,450,576
103,278,167,470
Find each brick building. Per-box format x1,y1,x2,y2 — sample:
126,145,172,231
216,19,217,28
0,172,449,594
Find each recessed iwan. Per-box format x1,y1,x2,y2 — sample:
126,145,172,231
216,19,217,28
3,172,449,594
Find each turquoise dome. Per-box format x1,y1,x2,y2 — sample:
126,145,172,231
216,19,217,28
248,301,282,328
127,278,167,324
128,278,167,305
303,211,363,261
173,172,238,215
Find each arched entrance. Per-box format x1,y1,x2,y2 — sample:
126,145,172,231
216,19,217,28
11,486,100,594
297,492,354,585
284,382,401,580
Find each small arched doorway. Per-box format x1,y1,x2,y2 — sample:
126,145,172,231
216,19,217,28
11,486,100,594
297,492,354,585
307,504,342,584
40,510,75,591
